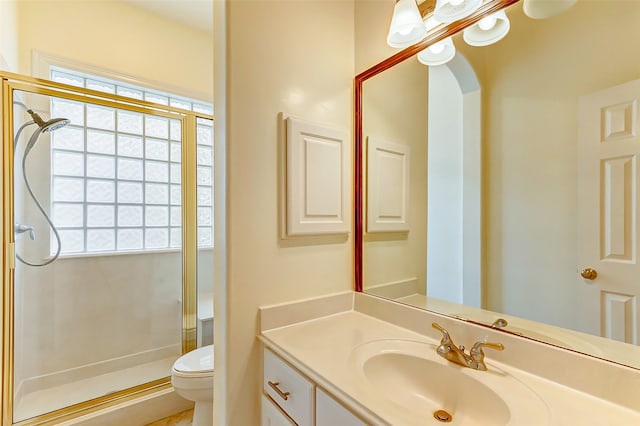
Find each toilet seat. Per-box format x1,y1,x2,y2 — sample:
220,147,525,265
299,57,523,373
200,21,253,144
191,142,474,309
171,345,214,426
172,344,214,378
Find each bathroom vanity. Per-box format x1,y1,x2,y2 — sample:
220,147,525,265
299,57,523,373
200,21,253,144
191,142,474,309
261,348,365,425
259,292,640,425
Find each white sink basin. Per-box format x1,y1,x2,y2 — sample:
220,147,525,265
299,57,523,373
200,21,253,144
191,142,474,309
349,339,550,425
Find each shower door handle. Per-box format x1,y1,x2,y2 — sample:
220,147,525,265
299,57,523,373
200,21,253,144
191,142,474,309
7,243,15,269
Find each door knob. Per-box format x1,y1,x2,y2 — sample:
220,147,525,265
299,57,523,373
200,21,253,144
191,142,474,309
580,267,598,280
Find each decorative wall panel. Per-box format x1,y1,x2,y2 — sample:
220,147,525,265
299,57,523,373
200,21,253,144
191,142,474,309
284,115,349,236
367,137,410,232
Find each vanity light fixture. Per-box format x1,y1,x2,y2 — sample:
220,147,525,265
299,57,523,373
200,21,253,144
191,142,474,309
417,36,456,66
463,9,510,46
388,0,576,66
433,0,483,23
387,0,428,48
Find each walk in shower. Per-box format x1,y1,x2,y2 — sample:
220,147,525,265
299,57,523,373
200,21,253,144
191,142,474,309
1,72,213,425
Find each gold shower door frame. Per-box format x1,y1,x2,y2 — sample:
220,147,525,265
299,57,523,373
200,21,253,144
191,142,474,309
0,71,209,425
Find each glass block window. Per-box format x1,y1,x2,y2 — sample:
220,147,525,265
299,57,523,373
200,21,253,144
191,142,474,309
50,66,213,115
196,118,213,247
49,67,213,255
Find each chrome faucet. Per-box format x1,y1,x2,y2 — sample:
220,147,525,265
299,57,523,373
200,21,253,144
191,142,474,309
432,322,504,371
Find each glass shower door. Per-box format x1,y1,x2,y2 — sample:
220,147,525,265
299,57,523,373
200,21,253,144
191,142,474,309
2,74,205,425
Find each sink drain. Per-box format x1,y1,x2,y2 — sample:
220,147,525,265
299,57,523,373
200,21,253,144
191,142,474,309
433,410,453,423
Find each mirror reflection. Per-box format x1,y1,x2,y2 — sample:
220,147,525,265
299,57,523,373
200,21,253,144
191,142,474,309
361,0,640,369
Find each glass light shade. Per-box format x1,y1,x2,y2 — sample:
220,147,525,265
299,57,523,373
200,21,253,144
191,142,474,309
463,10,510,46
433,0,483,24
423,15,442,32
429,43,445,54
387,0,428,48
479,15,497,30
417,37,456,66
523,0,577,19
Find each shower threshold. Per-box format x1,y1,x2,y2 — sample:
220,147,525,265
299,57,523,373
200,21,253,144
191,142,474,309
13,353,178,423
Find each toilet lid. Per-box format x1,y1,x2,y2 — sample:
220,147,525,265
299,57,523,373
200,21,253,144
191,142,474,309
173,344,214,374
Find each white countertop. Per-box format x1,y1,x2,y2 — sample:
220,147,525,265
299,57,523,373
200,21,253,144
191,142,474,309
260,310,640,425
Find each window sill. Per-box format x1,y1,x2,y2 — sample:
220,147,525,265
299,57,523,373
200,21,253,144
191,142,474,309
54,245,213,260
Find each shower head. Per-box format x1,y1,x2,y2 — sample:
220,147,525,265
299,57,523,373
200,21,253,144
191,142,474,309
22,111,70,156
42,117,70,132
27,109,70,132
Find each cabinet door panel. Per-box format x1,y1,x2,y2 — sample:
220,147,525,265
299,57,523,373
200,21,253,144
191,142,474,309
316,388,368,426
261,395,296,426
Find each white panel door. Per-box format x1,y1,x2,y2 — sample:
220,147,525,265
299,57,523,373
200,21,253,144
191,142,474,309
578,79,640,344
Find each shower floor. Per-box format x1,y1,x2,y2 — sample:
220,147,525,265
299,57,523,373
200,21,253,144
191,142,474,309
14,355,177,422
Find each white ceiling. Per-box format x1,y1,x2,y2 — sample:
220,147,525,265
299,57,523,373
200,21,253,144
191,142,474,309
120,0,213,34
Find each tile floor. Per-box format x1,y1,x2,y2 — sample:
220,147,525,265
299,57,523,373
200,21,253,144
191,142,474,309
146,408,194,426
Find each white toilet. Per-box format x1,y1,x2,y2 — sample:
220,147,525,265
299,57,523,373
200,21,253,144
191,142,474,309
171,344,214,426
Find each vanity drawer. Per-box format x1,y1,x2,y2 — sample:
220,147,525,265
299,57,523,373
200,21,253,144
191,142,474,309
263,348,314,425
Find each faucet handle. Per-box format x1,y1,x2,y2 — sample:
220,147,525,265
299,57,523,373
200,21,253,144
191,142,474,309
432,322,447,335
470,341,504,355
432,322,444,332
431,322,453,344
469,341,504,371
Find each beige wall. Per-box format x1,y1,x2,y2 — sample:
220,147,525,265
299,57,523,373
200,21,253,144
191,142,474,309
16,0,213,100
0,0,18,71
220,0,354,424
354,0,396,73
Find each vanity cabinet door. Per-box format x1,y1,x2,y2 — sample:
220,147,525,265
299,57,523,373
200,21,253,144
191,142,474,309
263,348,314,425
316,388,368,426
261,395,296,426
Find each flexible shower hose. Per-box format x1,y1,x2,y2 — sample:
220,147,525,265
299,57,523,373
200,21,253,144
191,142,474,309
14,123,62,267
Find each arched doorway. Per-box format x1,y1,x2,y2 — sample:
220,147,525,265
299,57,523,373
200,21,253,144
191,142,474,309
426,53,482,307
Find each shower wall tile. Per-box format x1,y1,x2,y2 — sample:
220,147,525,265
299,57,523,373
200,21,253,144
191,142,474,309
13,250,199,387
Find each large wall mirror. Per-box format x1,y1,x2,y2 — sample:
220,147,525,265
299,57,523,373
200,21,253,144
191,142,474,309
355,0,640,370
